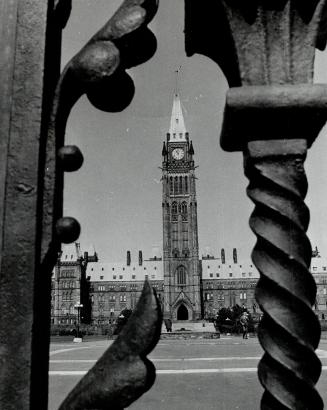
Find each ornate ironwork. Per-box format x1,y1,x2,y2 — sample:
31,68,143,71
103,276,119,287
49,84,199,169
185,1,327,408
0,0,160,409
59,280,162,410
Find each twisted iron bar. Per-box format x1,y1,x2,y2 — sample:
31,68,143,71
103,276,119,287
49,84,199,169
244,139,322,409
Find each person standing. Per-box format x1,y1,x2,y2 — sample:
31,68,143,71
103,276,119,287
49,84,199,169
240,312,249,339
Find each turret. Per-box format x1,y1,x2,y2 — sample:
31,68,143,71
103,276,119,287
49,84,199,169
189,140,194,156
162,141,168,157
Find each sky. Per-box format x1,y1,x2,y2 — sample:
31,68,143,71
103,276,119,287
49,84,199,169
62,0,327,263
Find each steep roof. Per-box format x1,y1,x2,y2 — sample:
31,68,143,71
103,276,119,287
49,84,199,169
168,93,187,142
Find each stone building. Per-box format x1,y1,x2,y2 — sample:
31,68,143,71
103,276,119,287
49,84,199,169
51,243,98,325
51,94,327,324
161,93,201,320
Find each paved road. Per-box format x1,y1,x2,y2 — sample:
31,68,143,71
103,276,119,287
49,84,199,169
49,337,327,409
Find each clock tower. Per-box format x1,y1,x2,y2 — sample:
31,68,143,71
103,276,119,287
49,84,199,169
162,93,202,320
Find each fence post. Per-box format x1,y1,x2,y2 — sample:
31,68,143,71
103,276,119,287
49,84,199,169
185,1,327,408
0,0,68,408
0,0,161,409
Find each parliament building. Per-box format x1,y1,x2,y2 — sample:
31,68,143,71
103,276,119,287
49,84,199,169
51,94,327,325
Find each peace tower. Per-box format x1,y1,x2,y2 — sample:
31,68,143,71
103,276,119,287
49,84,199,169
161,93,202,320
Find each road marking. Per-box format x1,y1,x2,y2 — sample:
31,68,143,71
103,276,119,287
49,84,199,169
48,366,327,376
50,353,327,364
317,349,327,358
50,357,261,364
50,347,93,356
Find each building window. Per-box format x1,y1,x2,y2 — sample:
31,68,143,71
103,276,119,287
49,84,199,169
113,275,116,280
185,176,188,193
177,266,186,285
209,273,213,278
181,201,187,214
174,176,178,193
313,267,317,271
323,267,327,271
151,275,155,279
242,272,246,277
216,273,219,278
229,272,233,277
100,276,104,280
132,275,136,279
170,177,173,193
98,285,105,291
112,268,115,271
101,267,104,271
119,275,123,279
179,176,183,193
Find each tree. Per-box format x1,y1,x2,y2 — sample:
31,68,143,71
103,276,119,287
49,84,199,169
215,305,254,333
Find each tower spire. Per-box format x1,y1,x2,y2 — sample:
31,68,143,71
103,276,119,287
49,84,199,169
169,67,187,141
174,65,181,95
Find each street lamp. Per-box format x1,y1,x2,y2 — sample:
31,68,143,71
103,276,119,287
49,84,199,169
74,303,83,343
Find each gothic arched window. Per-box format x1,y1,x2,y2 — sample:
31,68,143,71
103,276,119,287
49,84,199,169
174,176,178,194
182,201,187,214
178,203,182,213
171,202,178,222
179,176,183,193
170,177,173,193
185,176,188,193
177,266,186,285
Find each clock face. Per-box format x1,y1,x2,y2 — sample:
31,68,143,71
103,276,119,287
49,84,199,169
172,148,184,160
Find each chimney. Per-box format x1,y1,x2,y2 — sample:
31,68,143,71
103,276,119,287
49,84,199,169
75,242,81,258
127,250,131,266
233,248,238,264
221,248,225,264
139,250,143,266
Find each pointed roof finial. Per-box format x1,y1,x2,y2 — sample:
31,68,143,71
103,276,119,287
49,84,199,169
169,66,187,142
174,65,182,95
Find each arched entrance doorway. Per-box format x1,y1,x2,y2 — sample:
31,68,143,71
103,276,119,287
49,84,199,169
177,304,188,320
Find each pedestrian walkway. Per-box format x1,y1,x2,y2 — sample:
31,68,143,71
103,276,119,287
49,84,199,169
48,338,327,410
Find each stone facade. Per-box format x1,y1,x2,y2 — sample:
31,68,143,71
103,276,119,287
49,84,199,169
51,243,97,325
51,246,327,324
50,95,327,324
161,93,201,320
